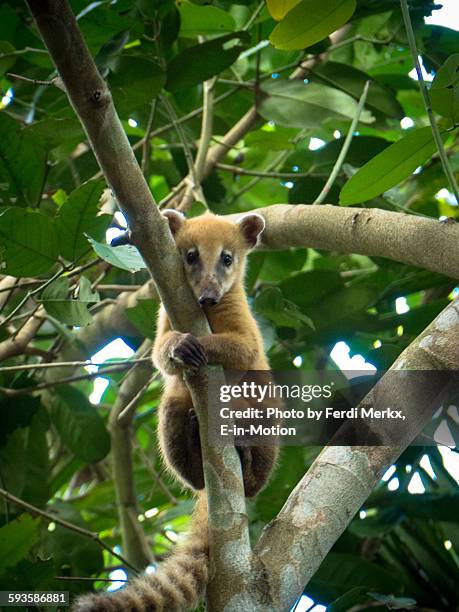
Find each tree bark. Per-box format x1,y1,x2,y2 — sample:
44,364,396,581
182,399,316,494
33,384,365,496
249,297,458,612
231,204,459,279
26,2,248,603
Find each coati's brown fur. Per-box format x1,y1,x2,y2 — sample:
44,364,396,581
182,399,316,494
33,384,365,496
73,212,277,612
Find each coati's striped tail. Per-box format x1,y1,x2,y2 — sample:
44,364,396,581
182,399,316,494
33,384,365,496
72,494,208,612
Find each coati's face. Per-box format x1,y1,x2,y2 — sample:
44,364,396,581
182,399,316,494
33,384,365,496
163,211,265,306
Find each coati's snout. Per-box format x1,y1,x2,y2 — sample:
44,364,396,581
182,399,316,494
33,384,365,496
198,287,219,307
163,210,265,306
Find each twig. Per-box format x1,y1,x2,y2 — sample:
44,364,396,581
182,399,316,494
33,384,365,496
0,486,139,573
313,80,370,204
0,279,41,295
134,88,237,151
117,372,156,425
229,128,308,205
133,439,179,505
400,0,459,204
141,99,157,176
56,576,127,583
194,77,217,184
97,284,143,292
328,33,395,52
7,72,54,86
0,46,47,58
216,163,312,179
243,0,265,30
161,94,206,205
0,356,151,373
7,72,65,91
11,304,41,341
0,362,147,396
0,256,99,331
0,266,64,330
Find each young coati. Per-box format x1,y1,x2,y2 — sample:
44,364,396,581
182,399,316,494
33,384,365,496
73,211,277,612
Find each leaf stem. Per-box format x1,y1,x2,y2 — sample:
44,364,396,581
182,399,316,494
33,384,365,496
400,0,459,204
313,80,370,204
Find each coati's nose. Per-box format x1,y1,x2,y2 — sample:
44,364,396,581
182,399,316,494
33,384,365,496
199,295,218,306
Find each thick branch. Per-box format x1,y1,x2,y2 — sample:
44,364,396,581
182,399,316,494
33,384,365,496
0,306,45,361
229,205,459,279
26,0,207,336
27,0,249,590
185,370,251,609
108,340,154,570
251,297,459,611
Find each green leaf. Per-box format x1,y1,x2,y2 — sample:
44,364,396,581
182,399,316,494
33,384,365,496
266,0,302,21
41,276,99,327
280,270,344,310
24,118,84,151
340,127,443,205
328,587,369,612
245,128,296,151
125,298,158,339
0,395,40,447
166,32,249,92
0,113,47,207
0,208,58,277
0,515,40,574
78,3,135,55
21,409,51,509
311,62,403,118
110,56,165,113
311,136,391,172
51,386,110,463
0,40,16,75
270,0,356,51
57,179,109,262
0,430,26,500
430,53,459,123
308,552,405,601
259,81,373,129
254,287,314,328
0,558,56,592
43,501,104,577
177,1,235,36
87,236,147,272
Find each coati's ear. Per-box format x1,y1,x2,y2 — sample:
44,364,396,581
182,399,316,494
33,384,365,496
163,209,185,236
236,213,265,248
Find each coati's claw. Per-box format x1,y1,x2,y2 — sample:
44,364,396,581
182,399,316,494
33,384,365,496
171,333,207,370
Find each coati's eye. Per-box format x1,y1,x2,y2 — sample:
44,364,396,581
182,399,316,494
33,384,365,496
186,250,198,265
221,252,233,267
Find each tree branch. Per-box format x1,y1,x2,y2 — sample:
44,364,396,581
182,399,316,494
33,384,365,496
108,340,155,570
185,370,251,609
250,297,459,612
0,306,45,361
26,0,249,593
229,204,459,279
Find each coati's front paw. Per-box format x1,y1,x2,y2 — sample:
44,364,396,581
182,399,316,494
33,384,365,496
170,333,207,371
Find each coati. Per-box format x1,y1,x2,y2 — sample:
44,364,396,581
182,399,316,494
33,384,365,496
74,211,278,612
